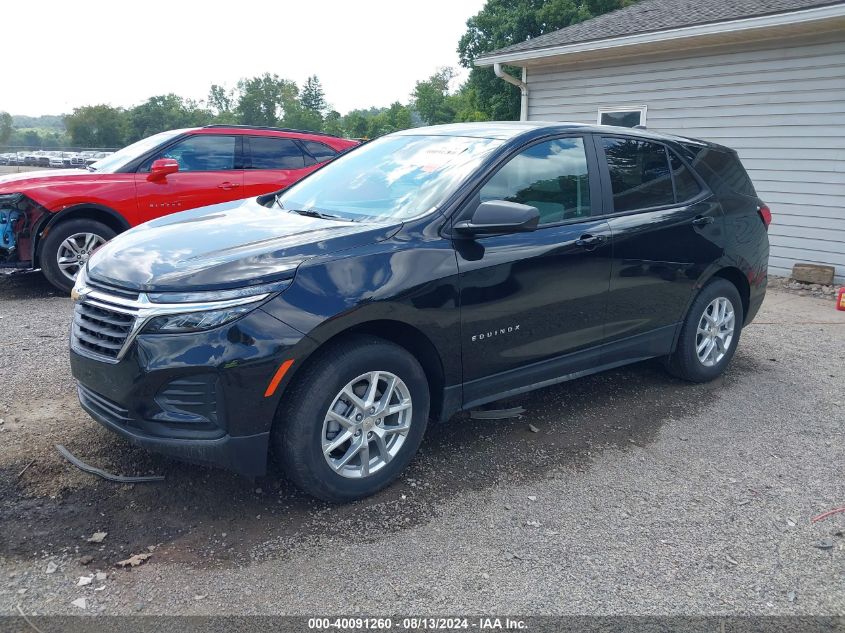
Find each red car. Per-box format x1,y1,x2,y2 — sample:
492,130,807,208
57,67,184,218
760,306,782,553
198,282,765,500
0,125,358,291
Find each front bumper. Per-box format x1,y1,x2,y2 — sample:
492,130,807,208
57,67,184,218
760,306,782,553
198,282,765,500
70,307,307,476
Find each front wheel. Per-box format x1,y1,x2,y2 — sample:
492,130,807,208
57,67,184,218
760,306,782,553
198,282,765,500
272,335,430,502
40,219,116,293
665,278,744,382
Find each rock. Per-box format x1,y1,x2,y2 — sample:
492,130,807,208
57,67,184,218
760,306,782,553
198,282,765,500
95,572,107,581
78,555,93,565
87,532,107,544
77,575,93,586
528,424,539,433
481,573,489,580
527,496,537,501
116,553,151,568
525,520,541,527
194,594,207,601
71,597,87,610
45,561,58,574
792,264,834,285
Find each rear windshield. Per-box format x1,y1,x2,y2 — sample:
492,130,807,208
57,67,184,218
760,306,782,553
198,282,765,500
686,146,756,197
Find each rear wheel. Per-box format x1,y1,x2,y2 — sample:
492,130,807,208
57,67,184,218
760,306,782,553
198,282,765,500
272,335,430,502
40,219,115,293
665,278,744,382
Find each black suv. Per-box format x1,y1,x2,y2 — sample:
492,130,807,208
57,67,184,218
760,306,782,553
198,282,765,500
69,122,769,502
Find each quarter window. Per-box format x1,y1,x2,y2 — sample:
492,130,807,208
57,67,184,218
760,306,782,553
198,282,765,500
602,137,674,212
249,137,306,170
150,135,236,172
480,137,591,225
669,152,702,202
302,140,337,163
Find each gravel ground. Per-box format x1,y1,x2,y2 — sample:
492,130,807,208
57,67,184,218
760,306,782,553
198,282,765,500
0,272,843,617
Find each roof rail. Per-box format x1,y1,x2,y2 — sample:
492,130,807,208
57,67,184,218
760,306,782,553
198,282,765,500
202,124,337,138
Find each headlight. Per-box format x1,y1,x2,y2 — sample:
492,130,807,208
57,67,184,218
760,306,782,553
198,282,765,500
143,304,256,333
140,279,292,334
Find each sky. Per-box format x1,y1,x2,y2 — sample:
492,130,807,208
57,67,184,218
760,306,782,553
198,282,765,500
2,0,487,117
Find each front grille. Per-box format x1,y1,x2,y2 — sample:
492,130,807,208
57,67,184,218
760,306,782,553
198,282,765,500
72,298,138,360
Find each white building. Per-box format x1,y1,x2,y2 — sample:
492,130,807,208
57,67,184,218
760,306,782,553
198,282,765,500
476,0,845,282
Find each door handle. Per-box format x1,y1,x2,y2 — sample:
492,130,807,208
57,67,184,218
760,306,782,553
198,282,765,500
575,234,607,250
691,215,714,226
218,182,240,190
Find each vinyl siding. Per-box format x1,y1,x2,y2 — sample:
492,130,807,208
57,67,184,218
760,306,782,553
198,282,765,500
526,36,845,283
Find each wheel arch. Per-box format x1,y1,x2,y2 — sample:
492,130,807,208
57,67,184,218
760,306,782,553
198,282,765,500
710,266,751,324
35,203,130,264
285,318,449,423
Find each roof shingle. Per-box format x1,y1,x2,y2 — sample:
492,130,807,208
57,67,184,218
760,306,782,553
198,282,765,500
479,0,844,59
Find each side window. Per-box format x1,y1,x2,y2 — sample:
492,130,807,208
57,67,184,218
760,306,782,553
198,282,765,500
669,151,702,202
249,137,306,170
602,137,673,212
479,137,591,225
302,140,337,163
150,135,236,172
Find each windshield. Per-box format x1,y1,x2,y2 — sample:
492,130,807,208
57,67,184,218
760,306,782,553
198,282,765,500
89,129,188,173
277,134,503,222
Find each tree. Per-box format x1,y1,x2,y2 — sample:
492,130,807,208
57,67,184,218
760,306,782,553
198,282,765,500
126,94,212,142
65,105,128,148
235,73,299,127
300,75,328,117
367,102,413,138
207,84,237,123
412,68,457,125
0,112,12,145
457,0,635,120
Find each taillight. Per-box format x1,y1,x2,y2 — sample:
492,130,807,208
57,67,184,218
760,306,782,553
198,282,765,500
758,204,772,228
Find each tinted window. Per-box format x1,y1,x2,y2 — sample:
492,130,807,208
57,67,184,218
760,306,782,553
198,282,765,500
480,137,591,225
303,140,337,162
669,152,702,202
153,135,236,172
602,137,673,212
249,137,306,170
692,148,756,196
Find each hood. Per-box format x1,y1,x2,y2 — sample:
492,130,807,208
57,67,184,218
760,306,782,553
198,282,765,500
87,197,400,291
0,169,94,191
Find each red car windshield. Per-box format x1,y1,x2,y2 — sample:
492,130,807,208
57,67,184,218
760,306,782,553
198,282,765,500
89,129,187,173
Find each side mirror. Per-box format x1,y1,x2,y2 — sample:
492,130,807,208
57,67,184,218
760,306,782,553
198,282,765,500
453,200,540,237
148,158,179,181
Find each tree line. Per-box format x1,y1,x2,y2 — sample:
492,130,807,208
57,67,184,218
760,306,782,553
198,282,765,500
0,0,634,149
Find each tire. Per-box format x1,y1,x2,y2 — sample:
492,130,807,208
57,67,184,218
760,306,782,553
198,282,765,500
665,278,744,383
272,334,430,502
40,219,116,293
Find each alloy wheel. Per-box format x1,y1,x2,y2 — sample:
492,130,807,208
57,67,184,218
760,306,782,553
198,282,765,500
56,232,106,282
696,297,735,367
321,371,413,479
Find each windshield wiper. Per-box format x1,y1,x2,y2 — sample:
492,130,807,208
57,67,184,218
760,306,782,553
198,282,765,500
286,207,353,222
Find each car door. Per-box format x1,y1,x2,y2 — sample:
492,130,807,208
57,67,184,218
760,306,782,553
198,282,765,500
454,135,613,405
242,136,319,198
596,135,724,361
133,134,245,223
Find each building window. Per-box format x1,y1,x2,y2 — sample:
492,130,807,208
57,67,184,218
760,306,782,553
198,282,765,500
597,106,647,128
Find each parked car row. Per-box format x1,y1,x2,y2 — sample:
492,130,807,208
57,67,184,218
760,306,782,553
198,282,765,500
0,150,114,168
